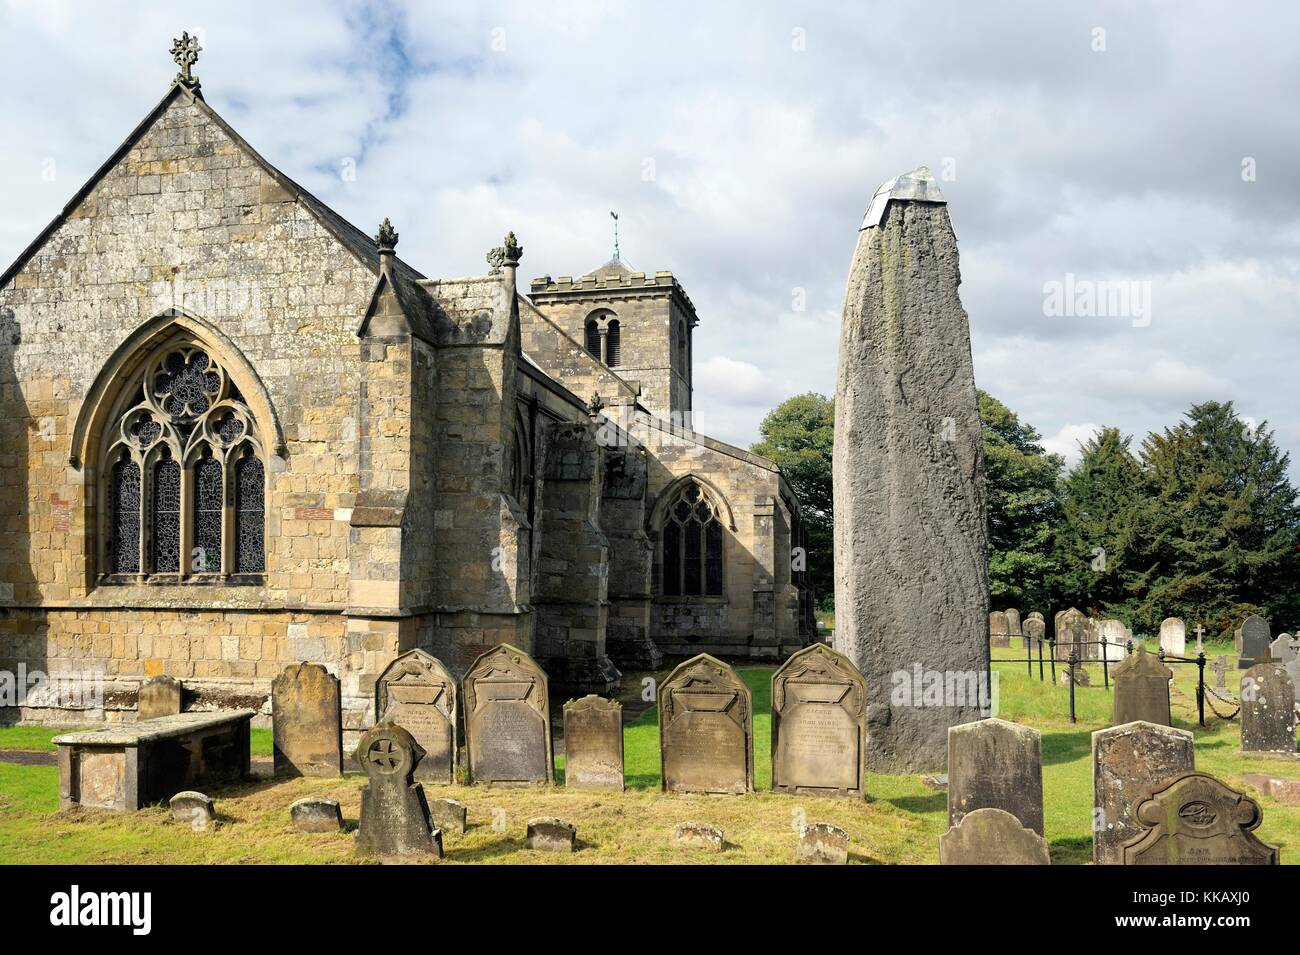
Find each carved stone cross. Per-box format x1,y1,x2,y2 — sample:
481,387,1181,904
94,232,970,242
171,32,202,87
1194,623,1205,652
1212,654,1229,688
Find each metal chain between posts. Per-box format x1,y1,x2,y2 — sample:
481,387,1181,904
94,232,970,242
1203,685,1242,721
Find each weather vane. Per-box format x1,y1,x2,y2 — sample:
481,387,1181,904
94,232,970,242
171,31,202,89
610,211,620,261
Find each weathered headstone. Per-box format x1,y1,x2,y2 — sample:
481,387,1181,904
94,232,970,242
1098,619,1130,663
1213,655,1230,689
1242,774,1300,805
1240,614,1271,668
939,807,1050,865
1024,615,1046,651
659,653,753,794
1159,617,1186,658
672,821,724,852
948,718,1044,835
169,791,214,832
1112,644,1172,727
562,695,623,790
1240,662,1297,754
375,649,458,783
1122,772,1279,864
1092,721,1195,864
797,823,850,864
290,796,343,833
429,797,467,835
463,644,553,785
771,643,866,799
832,166,989,774
1004,608,1022,636
138,675,183,721
989,611,1010,648
1270,633,1298,664
354,721,442,859
1056,608,1090,662
526,817,576,852
272,662,343,778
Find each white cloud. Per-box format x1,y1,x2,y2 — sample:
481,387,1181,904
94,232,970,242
1041,423,1104,469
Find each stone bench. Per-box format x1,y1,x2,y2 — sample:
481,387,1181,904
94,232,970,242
54,710,255,811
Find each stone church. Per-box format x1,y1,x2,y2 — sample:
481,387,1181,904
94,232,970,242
0,40,814,733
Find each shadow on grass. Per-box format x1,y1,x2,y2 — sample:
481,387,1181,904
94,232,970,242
1040,730,1096,767
885,793,946,814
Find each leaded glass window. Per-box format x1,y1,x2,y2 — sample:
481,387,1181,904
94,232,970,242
99,342,266,581
660,482,724,597
111,455,141,574
235,452,265,573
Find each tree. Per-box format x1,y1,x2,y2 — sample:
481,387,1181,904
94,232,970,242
978,391,1064,611
751,393,834,607
1051,427,1150,621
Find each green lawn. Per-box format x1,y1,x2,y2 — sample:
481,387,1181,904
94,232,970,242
2,649,1297,864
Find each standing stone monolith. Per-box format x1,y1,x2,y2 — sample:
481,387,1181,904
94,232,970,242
1112,644,1173,727
354,721,442,859
1092,721,1195,865
1240,662,1297,754
1240,614,1271,668
832,166,989,774
947,718,1044,835
1159,617,1186,658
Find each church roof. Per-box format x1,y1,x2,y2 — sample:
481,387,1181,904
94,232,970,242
0,80,438,342
583,257,634,278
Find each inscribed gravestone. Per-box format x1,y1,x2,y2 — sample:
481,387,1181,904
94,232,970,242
659,653,753,794
376,649,458,783
138,675,183,721
831,167,988,775
989,611,1010,648
272,662,342,778
463,644,553,785
1122,772,1279,865
1004,608,1022,636
1024,615,1045,651
1213,655,1230,689
1270,633,1298,664
771,643,866,799
1098,619,1130,663
939,807,1050,865
1240,662,1297,754
1056,608,1089,662
1092,721,1195,865
562,695,624,791
1240,614,1271,669
354,721,442,859
1112,645,1172,727
1159,617,1186,658
948,718,1044,835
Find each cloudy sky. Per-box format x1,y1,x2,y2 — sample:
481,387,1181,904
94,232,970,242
2,0,1297,468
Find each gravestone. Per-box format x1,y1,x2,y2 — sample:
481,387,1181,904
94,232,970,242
1056,608,1090,662
939,807,1050,865
989,611,1010,648
562,695,624,791
1240,662,1297,754
463,644,553,785
1240,614,1271,669
797,823,850,864
272,663,342,778
169,791,215,832
1270,633,1298,664
1092,721,1195,865
673,821,724,852
948,718,1044,835
1159,618,1186,658
290,796,343,833
1213,655,1230,689
771,643,866,799
354,720,442,859
1004,608,1022,636
376,649,458,783
1122,772,1279,864
430,798,467,835
1112,645,1172,727
1234,625,1243,654
832,166,988,774
138,675,183,721
1024,615,1045,651
527,817,576,852
1098,619,1130,663
659,653,753,794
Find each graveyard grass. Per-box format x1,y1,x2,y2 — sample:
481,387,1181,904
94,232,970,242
3,647,1300,864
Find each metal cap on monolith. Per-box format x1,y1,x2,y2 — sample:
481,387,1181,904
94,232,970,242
832,166,989,775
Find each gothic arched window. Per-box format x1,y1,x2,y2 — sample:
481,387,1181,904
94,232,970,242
660,481,724,597
98,342,266,581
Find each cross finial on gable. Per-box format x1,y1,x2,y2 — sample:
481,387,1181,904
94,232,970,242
171,31,202,89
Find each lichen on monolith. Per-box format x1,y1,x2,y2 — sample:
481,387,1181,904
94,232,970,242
832,166,990,774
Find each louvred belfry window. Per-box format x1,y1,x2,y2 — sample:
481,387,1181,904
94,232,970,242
99,343,266,581
660,482,725,597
